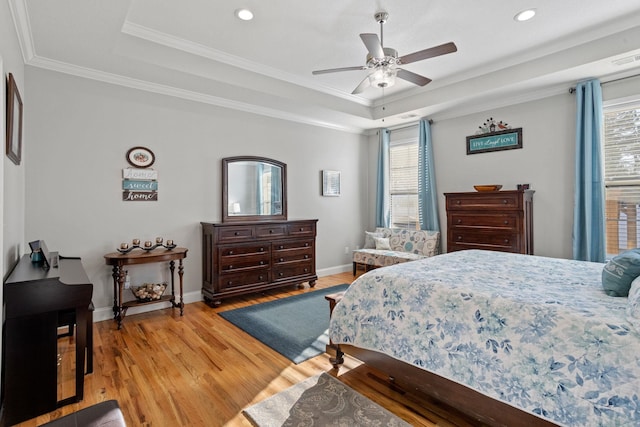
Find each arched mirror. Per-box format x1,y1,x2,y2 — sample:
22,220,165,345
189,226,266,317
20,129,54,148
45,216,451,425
222,156,287,222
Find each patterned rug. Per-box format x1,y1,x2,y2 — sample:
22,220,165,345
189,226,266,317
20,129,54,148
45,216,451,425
243,373,411,426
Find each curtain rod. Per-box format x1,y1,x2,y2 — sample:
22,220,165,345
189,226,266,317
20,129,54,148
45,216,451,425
568,73,640,94
388,118,434,132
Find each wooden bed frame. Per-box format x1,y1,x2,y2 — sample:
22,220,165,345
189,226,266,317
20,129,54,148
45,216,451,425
325,292,558,427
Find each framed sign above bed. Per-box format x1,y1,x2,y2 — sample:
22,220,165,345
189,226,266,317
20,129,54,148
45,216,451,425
466,127,522,155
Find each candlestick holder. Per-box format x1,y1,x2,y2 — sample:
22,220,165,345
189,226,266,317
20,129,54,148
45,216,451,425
117,239,177,254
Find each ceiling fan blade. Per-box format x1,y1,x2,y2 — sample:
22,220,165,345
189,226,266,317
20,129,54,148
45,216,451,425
360,33,385,59
312,66,366,75
397,69,432,86
399,42,457,65
351,76,371,94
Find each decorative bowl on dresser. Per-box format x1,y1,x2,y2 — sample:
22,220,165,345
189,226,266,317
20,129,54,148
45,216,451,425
445,189,534,254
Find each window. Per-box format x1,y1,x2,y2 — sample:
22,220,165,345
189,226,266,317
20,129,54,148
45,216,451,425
389,135,418,229
604,97,640,257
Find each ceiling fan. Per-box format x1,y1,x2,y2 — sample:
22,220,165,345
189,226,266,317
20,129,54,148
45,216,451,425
312,11,457,94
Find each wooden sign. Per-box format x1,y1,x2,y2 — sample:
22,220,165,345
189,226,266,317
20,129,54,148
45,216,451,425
123,168,158,180
466,128,523,155
122,191,158,201
122,180,158,191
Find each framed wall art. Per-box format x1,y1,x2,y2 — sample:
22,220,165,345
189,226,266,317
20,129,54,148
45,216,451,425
6,73,23,165
322,170,341,196
466,128,522,155
126,146,155,168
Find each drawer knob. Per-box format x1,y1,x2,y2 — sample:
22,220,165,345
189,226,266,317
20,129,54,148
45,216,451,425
456,219,462,224
269,229,274,233
299,227,304,231
259,275,264,280
304,255,309,259
456,200,461,205
279,258,284,262
504,239,509,243
457,236,463,241
279,272,284,277
279,245,284,249
504,220,509,225
234,231,240,235
304,243,309,247
228,250,234,255
227,281,233,286
502,199,508,204
260,247,264,252
228,265,234,269
259,261,265,265
304,268,308,272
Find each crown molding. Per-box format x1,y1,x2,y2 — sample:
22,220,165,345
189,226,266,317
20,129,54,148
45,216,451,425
120,21,372,108
7,0,35,62
26,55,366,134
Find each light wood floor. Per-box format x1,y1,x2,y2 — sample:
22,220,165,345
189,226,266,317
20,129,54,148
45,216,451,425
16,271,478,427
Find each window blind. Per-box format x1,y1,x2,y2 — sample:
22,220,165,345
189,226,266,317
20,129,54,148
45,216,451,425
604,100,640,255
389,139,418,229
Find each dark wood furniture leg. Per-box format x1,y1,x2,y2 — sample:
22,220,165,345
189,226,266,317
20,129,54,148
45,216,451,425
324,291,346,368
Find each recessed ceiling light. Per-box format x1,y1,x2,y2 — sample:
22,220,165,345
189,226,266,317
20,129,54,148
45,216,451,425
235,8,254,21
514,9,536,22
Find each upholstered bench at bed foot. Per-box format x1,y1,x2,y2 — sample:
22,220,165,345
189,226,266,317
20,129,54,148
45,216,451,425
40,400,126,427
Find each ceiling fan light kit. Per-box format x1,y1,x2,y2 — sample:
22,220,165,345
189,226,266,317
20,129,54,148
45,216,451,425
312,11,457,94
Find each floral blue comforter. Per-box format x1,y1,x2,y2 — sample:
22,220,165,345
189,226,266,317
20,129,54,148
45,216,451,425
329,250,640,426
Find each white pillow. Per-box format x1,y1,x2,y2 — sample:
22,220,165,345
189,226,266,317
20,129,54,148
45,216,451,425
374,236,391,250
364,231,383,249
626,276,640,334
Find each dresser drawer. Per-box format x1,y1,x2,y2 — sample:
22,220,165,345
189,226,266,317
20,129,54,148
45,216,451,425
287,222,316,236
218,270,270,291
256,224,287,238
219,244,267,257
273,247,313,264
217,226,255,242
446,193,521,210
273,239,314,252
449,230,520,251
273,262,314,281
449,213,520,230
219,253,270,272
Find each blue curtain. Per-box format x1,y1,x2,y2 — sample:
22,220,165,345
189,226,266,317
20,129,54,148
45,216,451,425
375,128,390,227
573,78,605,262
418,119,440,233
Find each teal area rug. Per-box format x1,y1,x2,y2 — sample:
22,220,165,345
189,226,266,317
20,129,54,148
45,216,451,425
243,373,411,426
219,284,349,364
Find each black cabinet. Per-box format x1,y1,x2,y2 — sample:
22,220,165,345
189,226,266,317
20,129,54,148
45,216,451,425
2,255,93,426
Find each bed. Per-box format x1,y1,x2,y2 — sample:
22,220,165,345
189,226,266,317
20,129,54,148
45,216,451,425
328,249,640,427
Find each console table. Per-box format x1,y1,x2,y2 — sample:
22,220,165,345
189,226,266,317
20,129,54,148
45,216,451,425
104,247,187,329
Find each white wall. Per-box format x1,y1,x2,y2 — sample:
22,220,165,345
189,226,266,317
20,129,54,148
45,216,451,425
24,67,369,319
367,76,640,259
1,0,26,278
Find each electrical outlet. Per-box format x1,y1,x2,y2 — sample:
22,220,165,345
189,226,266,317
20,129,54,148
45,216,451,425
344,246,349,254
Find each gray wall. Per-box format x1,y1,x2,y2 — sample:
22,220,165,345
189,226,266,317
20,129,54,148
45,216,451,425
24,67,369,320
367,76,640,259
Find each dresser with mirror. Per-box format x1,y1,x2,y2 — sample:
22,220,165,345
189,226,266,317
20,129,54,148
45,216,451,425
201,156,317,305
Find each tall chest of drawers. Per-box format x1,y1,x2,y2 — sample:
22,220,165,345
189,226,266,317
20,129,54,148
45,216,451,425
445,190,534,254
201,219,318,305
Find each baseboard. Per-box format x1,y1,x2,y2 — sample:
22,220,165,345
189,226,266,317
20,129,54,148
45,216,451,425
93,264,353,323
317,263,352,277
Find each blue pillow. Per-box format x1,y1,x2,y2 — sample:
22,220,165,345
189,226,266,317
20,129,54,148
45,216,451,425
602,249,640,297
